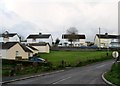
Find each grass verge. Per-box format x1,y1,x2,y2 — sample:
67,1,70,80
38,51,112,67
104,62,120,86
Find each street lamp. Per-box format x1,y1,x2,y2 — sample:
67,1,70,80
99,27,101,50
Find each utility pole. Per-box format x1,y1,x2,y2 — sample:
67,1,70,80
99,27,101,50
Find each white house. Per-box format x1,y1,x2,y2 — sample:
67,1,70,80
29,42,50,53
62,34,86,47
94,33,119,48
0,31,20,42
1,42,33,60
26,33,53,46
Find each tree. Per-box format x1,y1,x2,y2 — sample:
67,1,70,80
55,38,60,47
19,35,25,42
66,27,78,46
67,27,78,34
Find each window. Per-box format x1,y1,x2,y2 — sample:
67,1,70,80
28,52,32,57
16,38,18,41
32,38,36,42
80,43,83,46
16,51,19,56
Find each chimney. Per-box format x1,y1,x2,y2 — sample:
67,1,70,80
39,32,42,35
105,33,108,36
4,31,9,35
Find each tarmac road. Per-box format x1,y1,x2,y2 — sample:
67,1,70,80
6,60,114,85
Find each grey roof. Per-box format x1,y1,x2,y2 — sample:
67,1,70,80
1,42,17,49
96,34,119,39
110,42,120,44
27,46,38,51
27,34,51,39
1,42,32,53
62,34,86,39
29,42,49,46
19,44,33,52
0,33,18,37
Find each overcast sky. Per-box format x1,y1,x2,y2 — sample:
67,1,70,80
0,0,119,42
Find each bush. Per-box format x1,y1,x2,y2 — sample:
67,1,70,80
2,59,54,76
2,70,10,76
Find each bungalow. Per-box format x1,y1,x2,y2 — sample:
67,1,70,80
29,42,50,53
1,42,33,60
26,33,53,46
94,33,119,48
62,34,86,47
0,31,20,42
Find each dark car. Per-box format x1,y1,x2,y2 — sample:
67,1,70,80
80,45,87,49
29,57,45,62
90,45,98,49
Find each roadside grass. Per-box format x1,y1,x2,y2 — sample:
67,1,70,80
104,62,120,86
38,51,112,66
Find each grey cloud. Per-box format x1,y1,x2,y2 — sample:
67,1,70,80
1,0,118,42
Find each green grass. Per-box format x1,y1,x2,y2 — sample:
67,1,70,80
105,62,120,86
38,51,112,66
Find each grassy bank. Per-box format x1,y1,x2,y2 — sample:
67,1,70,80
104,62,120,86
38,51,112,66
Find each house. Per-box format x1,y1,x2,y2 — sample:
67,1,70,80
85,41,94,46
29,42,50,53
94,33,119,48
0,42,33,60
62,34,86,47
27,45,39,55
26,33,53,46
0,31,20,42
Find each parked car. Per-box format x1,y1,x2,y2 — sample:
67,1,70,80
80,45,87,49
90,45,98,49
29,57,45,62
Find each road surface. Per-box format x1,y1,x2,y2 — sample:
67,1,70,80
7,60,114,84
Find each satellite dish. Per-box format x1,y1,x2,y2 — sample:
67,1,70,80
112,51,119,58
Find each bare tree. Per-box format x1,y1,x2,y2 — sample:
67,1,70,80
19,35,25,42
66,27,78,46
55,38,60,47
67,27,78,34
